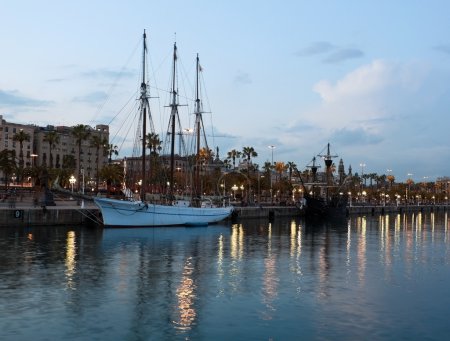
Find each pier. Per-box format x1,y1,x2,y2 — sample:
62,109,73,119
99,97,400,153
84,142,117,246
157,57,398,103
1,192,448,227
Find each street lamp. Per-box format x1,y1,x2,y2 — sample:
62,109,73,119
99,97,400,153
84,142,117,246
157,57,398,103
31,153,38,167
69,175,76,193
81,168,85,194
231,184,238,200
360,163,366,188
268,145,276,204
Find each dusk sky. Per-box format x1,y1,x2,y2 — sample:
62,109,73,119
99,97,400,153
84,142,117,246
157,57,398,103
2,1,450,181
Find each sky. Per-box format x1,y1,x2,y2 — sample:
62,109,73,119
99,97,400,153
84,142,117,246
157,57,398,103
1,1,450,182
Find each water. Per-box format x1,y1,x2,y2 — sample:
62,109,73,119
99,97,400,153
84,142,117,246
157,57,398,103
1,212,450,340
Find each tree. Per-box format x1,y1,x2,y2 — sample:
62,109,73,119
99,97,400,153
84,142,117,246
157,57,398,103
105,143,119,163
0,150,17,190
274,162,287,182
90,135,108,192
71,124,91,190
99,164,123,196
13,129,30,181
242,146,257,163
227,149,241,169
286,161,297,183
387,174,395,189
262,161,272,191
145,133,162,156
43,131,60,168
242,146,258,174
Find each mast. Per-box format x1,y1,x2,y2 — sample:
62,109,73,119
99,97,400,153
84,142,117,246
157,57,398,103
168,42,178,198
192,54,210,199
194,54,201,198
318,143,337,201
140,30,147,202
138,30,155,201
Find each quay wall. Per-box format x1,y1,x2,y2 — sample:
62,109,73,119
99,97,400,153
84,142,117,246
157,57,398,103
1,203,447,227
232,206,303,220
0,204,303,227
347,204,449,216
0,207,99,227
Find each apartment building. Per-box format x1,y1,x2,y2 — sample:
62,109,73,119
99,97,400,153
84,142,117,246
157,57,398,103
0,115,109,186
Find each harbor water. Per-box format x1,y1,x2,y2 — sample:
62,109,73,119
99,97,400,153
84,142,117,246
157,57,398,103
1,212,450,340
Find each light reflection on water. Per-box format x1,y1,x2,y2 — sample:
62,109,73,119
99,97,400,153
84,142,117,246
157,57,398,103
1,212,450,340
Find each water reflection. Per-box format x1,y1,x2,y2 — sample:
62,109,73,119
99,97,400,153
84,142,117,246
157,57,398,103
261,222,278,320
2,213,450,340
174,257,197,331
65,230,77,290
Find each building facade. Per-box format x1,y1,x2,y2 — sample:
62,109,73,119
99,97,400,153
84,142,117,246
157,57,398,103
0,115,109,187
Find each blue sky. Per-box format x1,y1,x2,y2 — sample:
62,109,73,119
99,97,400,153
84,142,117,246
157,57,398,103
1,1,450,181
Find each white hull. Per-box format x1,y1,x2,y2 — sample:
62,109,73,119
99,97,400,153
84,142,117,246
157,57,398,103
94,197,234,227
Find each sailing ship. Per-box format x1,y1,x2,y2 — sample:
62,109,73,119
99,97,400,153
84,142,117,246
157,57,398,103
94,30,233,227
300,143,348,217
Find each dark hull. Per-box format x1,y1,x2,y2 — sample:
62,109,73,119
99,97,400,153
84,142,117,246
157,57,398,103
305,195,348,218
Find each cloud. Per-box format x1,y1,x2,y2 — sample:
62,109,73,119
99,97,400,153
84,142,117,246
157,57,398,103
296,41,334,56
297,42,364,63
323,48,364,63
72,91,108,103
313,60,406,102
80,68,135,80
331,127,383,146
434,44,450,55
0,89,52,107
234,70,252,84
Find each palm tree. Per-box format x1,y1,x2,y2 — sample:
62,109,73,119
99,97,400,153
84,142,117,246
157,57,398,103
72,124,91,190
99,163,123,197
0,150,17,190
242,146,257,163
13,129,30,181
274,162,287,182
262,161,272,194
43,131,60,168
90,135,108,192
362,174,370,187
286,161,297,183
387,174,395,190
368,172,377,189
227,149,241,169
145,133,162,155
106,143,119,163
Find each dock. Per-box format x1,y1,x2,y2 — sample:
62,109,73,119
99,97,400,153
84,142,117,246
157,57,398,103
1,192,448,227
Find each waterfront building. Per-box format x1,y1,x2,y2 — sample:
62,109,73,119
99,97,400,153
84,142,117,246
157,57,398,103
0,115,109,188
34,124,109,185
0,115,35,167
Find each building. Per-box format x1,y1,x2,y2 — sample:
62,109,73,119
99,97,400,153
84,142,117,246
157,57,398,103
0,115,109,188
0,115,35,167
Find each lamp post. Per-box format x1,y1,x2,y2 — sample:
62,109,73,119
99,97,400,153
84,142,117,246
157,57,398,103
69,175,76,193
231,184,238,200
81,168,85,195
360,163,366,188
31,153,38,167
268,145,275,204
406,173,413,205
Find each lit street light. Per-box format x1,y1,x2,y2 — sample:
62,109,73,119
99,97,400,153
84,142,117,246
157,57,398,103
69,175,76,193
268,145,276,204
231,184,238,200
359,162,365,186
